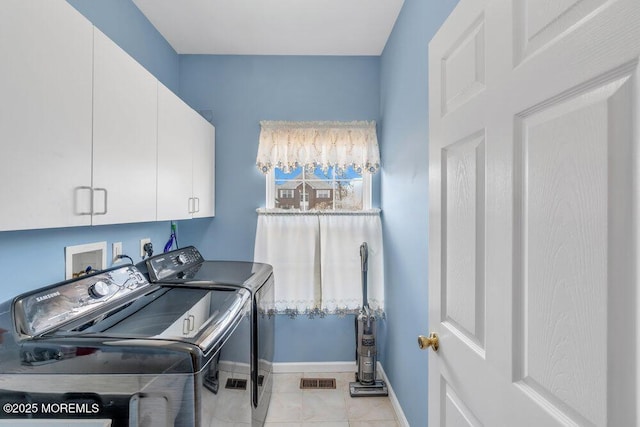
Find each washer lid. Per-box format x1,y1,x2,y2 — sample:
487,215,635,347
168,260,271,290
54,286,250,353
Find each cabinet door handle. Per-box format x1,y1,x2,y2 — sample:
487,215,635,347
188,197,194,214
194,197,200,213
183,318,190,335
93,188,108,215
75,186,93,215
188,315,195,331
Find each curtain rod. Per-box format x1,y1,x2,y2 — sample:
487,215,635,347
259,120,376,130
256,208,381,216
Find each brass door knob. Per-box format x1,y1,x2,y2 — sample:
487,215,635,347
418,332,439,351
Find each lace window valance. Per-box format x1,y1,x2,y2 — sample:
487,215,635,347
256,120,380,174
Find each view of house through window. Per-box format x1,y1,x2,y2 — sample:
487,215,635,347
273,165,364,211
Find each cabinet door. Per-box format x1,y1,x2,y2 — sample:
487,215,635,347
157,83,195,221
92,29,157,226
192,117,215,218
0,0,93,231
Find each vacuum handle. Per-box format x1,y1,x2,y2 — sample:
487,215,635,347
360,242,368,273
360,242,369,309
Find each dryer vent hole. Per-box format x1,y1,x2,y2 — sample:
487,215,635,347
225,378,247,390
299,378,336,389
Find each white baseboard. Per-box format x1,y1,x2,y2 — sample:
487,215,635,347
272,361,408,426
376,361,409,427
272,361,356,373
218,360,251,375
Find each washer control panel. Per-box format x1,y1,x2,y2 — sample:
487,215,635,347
14,265,150,337
145,246,204,282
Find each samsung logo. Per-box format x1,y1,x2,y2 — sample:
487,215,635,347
36,291,60,302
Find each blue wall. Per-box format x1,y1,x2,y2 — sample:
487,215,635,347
0,1,181,303
67,0,179,93
379,0,458,425
0,223,172,301
177,55,381,362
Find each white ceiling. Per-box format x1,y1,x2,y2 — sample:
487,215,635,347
132,0,405,56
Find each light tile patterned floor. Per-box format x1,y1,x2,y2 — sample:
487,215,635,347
265,372,400,427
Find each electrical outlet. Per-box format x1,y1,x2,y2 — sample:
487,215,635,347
112,242,122,262
140,238,151,258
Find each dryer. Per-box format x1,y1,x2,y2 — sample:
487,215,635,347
141,246,275,427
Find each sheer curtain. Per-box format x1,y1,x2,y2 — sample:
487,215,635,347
254,214,321,314
254,212,384,317
318,214,383,313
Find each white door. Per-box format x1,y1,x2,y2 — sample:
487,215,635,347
428,1,639,426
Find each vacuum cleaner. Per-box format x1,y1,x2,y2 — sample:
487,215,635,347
349,242,388,397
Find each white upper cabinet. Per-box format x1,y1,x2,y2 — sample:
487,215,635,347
192,116,215,218
0,0,214,231
92,29,158,226
0,0,93,231
157,83,196,221
157,83,215,220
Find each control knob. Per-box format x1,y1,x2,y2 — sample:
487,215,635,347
176,254,188,265
89,281,110,298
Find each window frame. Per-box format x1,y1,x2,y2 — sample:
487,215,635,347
266,169,372,211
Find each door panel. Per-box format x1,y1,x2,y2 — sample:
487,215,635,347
442,131,486,351
442,379,483,427
514,0,609,64
513,71,634,427
441,15,485,116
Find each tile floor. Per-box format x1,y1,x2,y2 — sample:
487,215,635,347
265,371,400,427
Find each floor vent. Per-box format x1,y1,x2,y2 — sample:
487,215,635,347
225,378,247,390
300,378,337,390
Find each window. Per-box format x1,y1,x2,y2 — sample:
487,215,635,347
269,166,370,211
316,189,330,199
279,189,295,198
257,120,378,212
